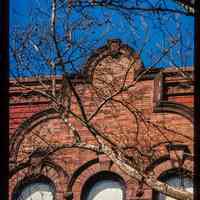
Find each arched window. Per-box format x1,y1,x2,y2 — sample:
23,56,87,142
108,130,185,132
81,171,125,200
154,169,193,200
13,176,55,200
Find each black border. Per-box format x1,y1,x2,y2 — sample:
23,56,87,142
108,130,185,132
0,0,9,199
6,1,198,199
194,0,200,199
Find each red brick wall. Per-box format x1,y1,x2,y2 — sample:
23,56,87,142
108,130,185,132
9,41,193,200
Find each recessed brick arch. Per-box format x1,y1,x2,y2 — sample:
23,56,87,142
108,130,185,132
10,108,59,163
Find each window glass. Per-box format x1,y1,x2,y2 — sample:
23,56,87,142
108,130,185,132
156,174,193,200
86,179,123,200
15,182,55,200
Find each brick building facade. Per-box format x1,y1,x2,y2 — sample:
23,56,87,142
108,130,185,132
9,40,193,200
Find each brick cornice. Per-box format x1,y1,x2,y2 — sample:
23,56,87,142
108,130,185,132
153,69,194,122
134,66,193,81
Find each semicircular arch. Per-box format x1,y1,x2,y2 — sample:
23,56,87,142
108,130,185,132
10,108,63,163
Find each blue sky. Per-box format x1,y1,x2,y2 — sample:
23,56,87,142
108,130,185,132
10,0,194,76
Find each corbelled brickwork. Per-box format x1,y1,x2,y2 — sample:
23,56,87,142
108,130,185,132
9,40,193,200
